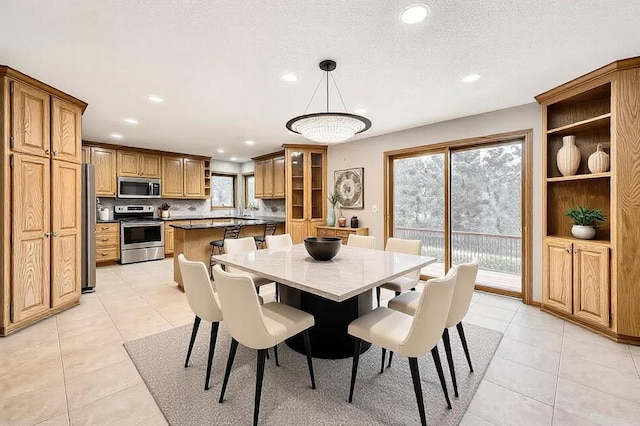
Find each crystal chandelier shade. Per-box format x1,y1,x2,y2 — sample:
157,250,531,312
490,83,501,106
286,60,371,144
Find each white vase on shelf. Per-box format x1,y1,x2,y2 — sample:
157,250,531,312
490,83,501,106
588,144,610,174
557,135,581,176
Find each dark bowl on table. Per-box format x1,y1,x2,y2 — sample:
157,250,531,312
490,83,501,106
304,237,342,261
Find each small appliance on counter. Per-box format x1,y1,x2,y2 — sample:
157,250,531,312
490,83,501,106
98,208,110,221
115,205,165,264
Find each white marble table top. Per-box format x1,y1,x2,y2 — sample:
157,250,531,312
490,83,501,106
213,244,436,302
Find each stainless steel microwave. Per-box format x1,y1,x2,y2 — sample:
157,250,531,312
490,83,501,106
117,177,161,198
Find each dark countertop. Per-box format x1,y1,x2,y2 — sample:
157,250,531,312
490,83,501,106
170,218,284,230
96,219,119,223
161,215,284,222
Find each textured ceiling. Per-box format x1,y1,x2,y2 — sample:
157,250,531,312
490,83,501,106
1,0,639,161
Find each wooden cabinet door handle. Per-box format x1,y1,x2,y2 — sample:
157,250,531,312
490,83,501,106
101,252,108,256
101,238,109,242
101,226,110,230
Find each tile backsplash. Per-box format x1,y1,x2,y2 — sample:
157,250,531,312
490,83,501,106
97,197,285,219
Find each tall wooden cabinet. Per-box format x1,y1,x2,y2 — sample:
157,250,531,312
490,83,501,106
284,144,327,244
536,57,640,344
1,66,87,335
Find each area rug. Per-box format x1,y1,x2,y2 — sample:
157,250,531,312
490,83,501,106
125,322,502,425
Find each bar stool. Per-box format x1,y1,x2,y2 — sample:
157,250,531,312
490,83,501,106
209,224,242,276
254,222,278,249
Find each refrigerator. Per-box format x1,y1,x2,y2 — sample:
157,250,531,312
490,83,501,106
81,164,97,292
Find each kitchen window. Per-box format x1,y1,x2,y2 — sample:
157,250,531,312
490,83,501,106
211,173,237,209
244,174,256,207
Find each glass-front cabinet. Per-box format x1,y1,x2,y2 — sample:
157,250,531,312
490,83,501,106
284,145,327,243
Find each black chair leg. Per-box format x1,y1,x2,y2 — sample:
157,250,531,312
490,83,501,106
253,349,267,426
185,316,201,367
348,338,363,403
388,351,393,368
376,287,381,307
380,348,386,373
205,322,219,390
219,338,239,403
408,357,427,426
457,322,474,372
431,346,452,409
273,344,279,366
266,349,270,360
442,328,458,397
302,329,316,389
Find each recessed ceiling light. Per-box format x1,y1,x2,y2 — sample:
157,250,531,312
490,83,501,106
110,133,123,139
400,4,430,24
245,140,255,146
461,74,481,83
230,157,238,161
354,108,367,114
281,73,298,82
217,149,225,153
124,118,138,125
147,95,163,103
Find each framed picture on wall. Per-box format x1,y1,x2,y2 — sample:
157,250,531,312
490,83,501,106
334,167,364,209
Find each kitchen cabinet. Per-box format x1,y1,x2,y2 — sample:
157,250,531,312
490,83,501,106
161,156,206,199
183,158,205,198
91,147,117,197
284,145,327,244
1,65,87,336
542,238,610,327
51,97,83,164
162,156,184,198
10,80,50,157
117,150,161,178
252,152,285,199
164,221,191,255
96,222,120,263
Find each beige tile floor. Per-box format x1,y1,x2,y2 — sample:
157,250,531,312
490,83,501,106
1,258,639,425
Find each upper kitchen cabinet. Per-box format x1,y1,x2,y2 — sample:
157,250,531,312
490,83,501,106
162,156,185,198
10,80,51,158
284,145,327,244
183,158,205,198
252,151,285,199
117,150,161,178
1,66,87,336
91,147,117,197
51,97,82,163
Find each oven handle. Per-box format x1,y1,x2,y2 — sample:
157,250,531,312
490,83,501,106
121,221,163,228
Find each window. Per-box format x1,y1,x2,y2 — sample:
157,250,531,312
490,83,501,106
244,174,255,207
211,173,236,208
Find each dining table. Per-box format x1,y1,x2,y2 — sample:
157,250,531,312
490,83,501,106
212,243,436,359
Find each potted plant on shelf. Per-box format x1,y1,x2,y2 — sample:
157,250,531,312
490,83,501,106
327,192,339,227
159,202,171,219
566,205,605,239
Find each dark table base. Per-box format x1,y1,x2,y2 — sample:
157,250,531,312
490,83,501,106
283,289,373,359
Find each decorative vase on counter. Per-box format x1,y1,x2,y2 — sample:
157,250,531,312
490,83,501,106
571,225,596,240
557,135,581,176
327,206,336,227
588,144,610,174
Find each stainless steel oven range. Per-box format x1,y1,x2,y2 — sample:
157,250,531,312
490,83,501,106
115,205,164,264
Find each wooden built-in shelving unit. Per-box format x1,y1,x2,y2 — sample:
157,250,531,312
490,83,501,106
536,56,640,345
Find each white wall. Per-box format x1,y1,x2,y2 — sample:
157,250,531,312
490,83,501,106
327,103,543,301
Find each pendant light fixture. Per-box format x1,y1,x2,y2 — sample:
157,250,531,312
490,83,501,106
286,60,371,144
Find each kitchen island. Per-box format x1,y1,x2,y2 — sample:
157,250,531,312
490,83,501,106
171,219,285,289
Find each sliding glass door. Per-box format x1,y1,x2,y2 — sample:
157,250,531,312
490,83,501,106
388,133,530,298
392,152,446,277
450,141,523,293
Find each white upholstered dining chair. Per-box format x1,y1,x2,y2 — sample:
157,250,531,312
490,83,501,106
388,260,479,397
213,265,316,426
347,269,458,425
346,234,376,249
376,238,422,307
223,237,274,290
178,254,224,391
265,233,293,250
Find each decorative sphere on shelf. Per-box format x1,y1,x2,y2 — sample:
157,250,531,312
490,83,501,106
304,237,342,261
588,144,610,174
